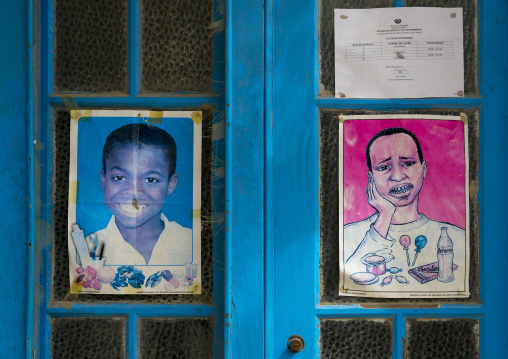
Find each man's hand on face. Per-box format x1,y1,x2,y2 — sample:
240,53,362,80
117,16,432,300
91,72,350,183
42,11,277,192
367,173,395,238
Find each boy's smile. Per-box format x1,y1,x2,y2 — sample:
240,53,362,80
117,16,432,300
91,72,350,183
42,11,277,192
101,144,177,230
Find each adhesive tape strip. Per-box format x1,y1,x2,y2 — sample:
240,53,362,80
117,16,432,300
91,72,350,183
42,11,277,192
460,111,468,124
61,97,92,124
148,111,163,124
191,209,201,218
69,181,78,204
61,281,83,309
187,280,202,294
191,111,202,125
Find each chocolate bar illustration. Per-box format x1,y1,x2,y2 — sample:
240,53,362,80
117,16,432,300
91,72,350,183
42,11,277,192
408,262,458,284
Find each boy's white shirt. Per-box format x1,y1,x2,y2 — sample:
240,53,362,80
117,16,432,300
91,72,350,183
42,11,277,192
90,214,192,266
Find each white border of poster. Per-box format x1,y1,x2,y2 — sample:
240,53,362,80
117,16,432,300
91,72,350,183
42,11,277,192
68,110,202,294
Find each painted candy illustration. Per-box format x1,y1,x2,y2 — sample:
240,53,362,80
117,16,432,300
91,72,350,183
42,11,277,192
412,235,427,266
399,235,411,266
408,262,459,284
395,275,410,284
146,271,162,288
387,267,402,274
381,275,393,287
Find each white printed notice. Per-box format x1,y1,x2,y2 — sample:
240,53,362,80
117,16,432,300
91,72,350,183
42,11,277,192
334,8,464,99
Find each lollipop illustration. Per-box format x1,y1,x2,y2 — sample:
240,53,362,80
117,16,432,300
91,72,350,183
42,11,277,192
399,235,411,266
412,235,428,266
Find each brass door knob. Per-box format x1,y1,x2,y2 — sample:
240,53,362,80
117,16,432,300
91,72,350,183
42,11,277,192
287,335,305,353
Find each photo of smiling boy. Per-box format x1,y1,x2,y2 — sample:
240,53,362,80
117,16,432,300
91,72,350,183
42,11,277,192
94,123,192,266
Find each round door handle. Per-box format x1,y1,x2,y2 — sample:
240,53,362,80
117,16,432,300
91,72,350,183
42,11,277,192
287,335,305,353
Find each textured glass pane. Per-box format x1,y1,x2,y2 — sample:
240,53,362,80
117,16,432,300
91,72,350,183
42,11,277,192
54,0,128,93
141,0,214,93
52,317,126,359
139,318,214,359
319,0,392,95
319,108,479,304
320,318,392,359
406,0,478,95
52,109,215,303
407,319,479,359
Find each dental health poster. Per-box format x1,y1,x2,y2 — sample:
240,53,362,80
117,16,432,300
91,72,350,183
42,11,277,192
339,115,470,298
68,110,202,294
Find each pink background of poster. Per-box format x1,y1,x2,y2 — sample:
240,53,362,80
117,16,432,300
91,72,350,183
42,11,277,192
343,118,466,229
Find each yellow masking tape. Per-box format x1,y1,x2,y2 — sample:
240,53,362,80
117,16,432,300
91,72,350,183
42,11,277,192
71,109,92,124
123,285,141,294
69,181,78,204
61,280,83,309
148,111,163,124
191,209,201,218
188,280,202,294
80,110,93,123
191,111,202,125
460,111,468,125
62,97,92,124
338,114,346,123
62,96,79,111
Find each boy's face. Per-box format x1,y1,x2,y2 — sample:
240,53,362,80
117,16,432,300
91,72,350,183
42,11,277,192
368,133,427,207
101,144,177,229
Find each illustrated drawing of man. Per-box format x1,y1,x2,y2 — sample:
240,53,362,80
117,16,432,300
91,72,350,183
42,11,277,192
344,127,466,278
91,123,192,266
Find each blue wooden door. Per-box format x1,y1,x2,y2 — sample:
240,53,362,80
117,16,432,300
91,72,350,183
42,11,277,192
23,0,226,358
263,0,508,358
228,0,508,358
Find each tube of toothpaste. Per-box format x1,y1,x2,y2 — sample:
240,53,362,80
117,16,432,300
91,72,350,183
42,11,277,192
72,225,92,262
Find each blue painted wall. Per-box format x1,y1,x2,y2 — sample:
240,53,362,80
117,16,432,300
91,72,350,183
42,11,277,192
0,0,28,356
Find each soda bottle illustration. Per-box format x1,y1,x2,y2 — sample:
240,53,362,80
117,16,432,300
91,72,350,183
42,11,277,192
437,227,454,282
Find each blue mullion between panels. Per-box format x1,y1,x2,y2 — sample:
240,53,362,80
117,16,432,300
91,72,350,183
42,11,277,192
477,0,486,313
315,97,483,109
313,103,323,311
127,313,138,359
43,102,55,314
264,0,275,357
393,0,405,7
44,314,52,359
479,314,486,359
47,96,219,108
47,304,216,317
313,0,321,98
46,0,55,97
128,0,141,96
312,105,322,358
210,0,227,356
315,307,483,317
394,313,406,359
312,0,322,313
37,103,54,359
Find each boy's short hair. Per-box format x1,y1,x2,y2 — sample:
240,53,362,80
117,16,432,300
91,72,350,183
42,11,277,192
102,123,177,177
366,127,424,172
